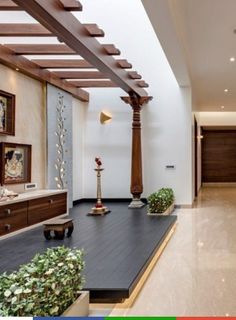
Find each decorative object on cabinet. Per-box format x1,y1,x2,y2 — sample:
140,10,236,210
0,90,15,136
55,93,67,190
0,142,31,185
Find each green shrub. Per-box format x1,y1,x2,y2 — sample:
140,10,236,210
0,246,85,317
148,188,174,213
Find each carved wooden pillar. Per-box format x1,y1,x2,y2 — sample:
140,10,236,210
121,93,153,208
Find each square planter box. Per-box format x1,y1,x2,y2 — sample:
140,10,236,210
147,203,175,216
62,291,89,316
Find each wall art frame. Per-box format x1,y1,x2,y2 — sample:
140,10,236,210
0,142,31,185
0,90,15,136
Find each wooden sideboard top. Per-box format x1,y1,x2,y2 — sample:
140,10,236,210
0,189,67,206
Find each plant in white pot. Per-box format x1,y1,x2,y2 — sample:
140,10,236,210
0,246,89,317
147,188,175,215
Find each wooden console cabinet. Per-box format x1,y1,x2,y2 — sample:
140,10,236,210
0,190,67,237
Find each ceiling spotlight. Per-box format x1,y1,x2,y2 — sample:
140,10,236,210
15,68,19,71
221,106,225,109
230,57,235,62
224,89,229,93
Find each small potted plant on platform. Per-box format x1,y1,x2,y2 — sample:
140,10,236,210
0,246,89,317
147,188,175,215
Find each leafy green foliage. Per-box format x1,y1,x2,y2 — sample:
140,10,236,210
148,188,174,213
0,246,85,317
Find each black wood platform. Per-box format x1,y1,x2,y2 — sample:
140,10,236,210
0,202,177,303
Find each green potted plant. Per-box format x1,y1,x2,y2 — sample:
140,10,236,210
147,188,175,215
0,246,89,317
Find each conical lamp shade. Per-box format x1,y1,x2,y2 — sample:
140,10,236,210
100,111,112,124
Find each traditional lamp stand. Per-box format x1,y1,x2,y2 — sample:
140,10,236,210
88,157,110,216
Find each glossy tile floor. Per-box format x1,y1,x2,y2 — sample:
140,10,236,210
92,187,236,316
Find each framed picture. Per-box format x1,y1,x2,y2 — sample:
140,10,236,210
0,90,15,136
0,143,31,185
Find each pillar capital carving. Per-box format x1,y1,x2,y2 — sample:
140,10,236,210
121,93,153,110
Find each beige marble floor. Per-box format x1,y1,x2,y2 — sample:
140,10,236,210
90,187,236,316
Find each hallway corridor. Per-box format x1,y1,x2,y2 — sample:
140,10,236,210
110,187,236,316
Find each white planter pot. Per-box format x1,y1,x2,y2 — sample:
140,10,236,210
147,203,175,216
62,291,89,316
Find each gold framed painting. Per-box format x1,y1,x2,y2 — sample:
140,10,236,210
0,143,31,185
0,90,15,136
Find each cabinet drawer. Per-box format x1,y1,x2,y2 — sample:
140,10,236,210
0,202,28,236
28,192,67,224
48,193,67,218
28,197,50,225
0,202,28,220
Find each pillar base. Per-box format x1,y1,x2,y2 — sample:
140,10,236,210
128,198,145,209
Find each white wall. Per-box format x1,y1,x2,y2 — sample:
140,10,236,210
71,0,193,205
0,64,46,193
198,112,236,126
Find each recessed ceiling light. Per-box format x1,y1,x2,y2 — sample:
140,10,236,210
15,68,19,71
224,89,229,92
230,57,235,62
221,106,225,109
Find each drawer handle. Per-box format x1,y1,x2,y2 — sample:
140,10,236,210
49,199,54,204
5,224,11,231
4,209,11,215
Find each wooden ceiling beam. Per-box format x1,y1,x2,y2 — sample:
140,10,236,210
53,71,107,79
0,0,20,10
0,44,89,102
32,59,93,68
0,24,52,36
83,24,104,37
5,43,121,56
128,71,142,80
69,80,118,88
32,58,133,69
0,0,83,11
117,59,132,69
137,80,149,88
103,44,120,55
5,44,74,55
12,0,148,97
59,0,82,11
0,23,104,37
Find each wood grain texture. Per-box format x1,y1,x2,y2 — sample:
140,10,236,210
33,58,133,69
53,70,108,79
0,23,52,36
121,95,152,199
202,130,236,182
69,80,118,87
0,0,20,10
0,202,27,235
28,193,67,224
59,0,82,11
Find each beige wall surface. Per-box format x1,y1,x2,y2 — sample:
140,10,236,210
0,63,46,193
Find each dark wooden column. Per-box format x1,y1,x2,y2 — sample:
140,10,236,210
121,93,153,208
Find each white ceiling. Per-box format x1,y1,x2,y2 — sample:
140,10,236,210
142,0,236,111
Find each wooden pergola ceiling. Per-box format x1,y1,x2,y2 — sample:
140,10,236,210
0,0,149,101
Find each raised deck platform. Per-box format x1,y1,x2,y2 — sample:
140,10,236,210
0,201,177,303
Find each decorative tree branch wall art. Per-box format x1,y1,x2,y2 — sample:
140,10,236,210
54,93,67,189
